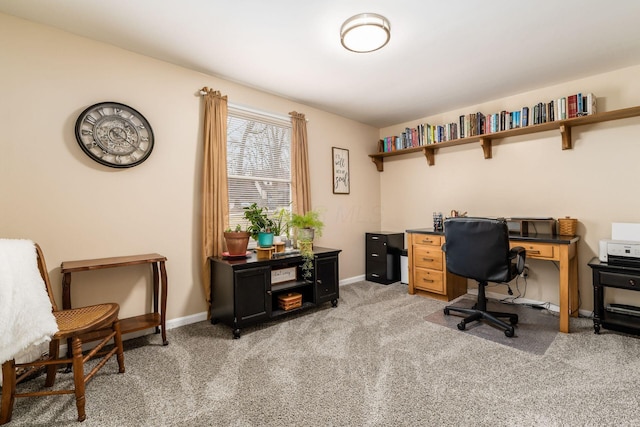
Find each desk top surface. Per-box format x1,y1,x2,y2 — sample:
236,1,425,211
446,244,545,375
406,228,579,244
210,246,340,268
588,257,640,272
61,253,167,272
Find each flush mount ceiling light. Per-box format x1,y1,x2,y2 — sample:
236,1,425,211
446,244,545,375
340,13,390,53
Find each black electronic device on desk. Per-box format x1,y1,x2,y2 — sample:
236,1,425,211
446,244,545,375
589,258,640,336
507,217,556,236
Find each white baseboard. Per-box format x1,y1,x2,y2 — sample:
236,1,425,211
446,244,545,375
166,311,209,329
340,274,365,285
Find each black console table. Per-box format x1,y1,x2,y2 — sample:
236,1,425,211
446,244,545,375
210,247,340,338
589,258,640,335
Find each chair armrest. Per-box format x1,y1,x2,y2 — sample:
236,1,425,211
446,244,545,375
509,246,526,274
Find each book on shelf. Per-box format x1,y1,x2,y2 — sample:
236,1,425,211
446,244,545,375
585,93,597,115
556,97,567,120
522,106,529,127
568,94,578,118
476,112,485,136
577,92,583,116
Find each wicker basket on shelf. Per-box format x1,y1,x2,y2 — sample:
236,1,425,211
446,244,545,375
558,217,577,236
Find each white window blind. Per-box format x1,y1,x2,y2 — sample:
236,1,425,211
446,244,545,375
227,105,292,233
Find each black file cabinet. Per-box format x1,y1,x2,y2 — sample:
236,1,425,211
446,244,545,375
366,232,404,284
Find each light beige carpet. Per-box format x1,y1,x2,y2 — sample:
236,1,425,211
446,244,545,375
4,281,640,426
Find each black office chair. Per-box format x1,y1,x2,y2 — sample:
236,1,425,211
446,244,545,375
442,217,526,337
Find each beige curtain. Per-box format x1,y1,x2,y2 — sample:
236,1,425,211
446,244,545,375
201,87,229,311
290,111,311,215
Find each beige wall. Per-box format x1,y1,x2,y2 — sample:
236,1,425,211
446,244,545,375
5,11,640,324
0,14,381,323
379,65,640,311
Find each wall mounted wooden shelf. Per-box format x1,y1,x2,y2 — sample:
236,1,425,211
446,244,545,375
370,105,640,171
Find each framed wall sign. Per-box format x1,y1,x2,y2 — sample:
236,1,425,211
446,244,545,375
332,147,350,194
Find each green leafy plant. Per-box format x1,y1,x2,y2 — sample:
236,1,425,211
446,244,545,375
299,241,314,280
270,207,291,238
291,210,324,280
243,203,274,241
225,224,245,233
290,210,324,237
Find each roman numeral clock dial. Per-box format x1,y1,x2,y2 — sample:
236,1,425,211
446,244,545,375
74,102,154,168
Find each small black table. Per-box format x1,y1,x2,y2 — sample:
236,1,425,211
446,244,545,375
588,258,640,335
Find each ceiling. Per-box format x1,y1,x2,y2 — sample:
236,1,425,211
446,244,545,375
2,0,640,128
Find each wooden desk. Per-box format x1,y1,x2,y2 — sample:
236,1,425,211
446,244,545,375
407,229,580,333
60,253,169,345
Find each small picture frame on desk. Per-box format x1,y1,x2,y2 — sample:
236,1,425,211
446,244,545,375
332,147,350,194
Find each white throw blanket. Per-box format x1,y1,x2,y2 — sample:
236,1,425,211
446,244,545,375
0,239,59,370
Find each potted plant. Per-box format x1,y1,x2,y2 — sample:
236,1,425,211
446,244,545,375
243,202,274,248
223,224,251,256
290,209,324,246
270,207,291,244
291,210,324,280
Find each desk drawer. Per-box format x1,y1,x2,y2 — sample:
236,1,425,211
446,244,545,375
413,245,443,270
414,268,444,294
366,237,387,258
599,271,640,290
412,234,442,247
512,242,555,260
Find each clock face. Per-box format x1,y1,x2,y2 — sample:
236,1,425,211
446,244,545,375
75,102,154,168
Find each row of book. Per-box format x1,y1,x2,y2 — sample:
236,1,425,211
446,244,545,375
380,92,597,152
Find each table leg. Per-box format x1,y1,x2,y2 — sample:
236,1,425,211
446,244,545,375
152,263,160,334
558,243,578,333
159,261,168,345
62,272,72,309
569,248,580,318
62,272,73,370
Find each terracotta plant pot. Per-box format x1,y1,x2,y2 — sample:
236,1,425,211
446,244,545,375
224,231,251,256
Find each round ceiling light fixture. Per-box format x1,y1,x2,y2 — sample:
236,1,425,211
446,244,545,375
340,13,390,53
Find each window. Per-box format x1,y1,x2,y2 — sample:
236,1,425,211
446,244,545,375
227,105,292,233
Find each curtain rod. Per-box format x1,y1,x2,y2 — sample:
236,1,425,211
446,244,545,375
199,89,308,122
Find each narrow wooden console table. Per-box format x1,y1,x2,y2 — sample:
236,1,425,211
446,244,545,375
60,253,169,345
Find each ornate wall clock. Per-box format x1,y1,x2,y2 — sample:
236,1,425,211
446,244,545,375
74,102,154,168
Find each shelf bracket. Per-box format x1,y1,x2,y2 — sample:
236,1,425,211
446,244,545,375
479,137,492,159
371,156,384,172
560,124,572,150
423,148,435,166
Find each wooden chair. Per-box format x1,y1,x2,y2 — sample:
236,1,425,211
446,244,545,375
1,244,125,424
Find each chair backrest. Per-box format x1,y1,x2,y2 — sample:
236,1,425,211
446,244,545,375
443,217,513,283
34,243,57,312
